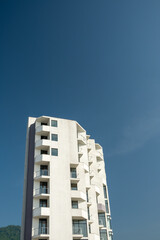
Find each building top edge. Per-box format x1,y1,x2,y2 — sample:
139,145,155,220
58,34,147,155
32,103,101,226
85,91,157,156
29,115,86,132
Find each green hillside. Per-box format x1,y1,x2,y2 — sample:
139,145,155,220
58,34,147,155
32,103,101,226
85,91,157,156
0,225,20,240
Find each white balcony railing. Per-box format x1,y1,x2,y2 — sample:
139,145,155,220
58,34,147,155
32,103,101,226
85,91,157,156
34,188,49,196
33,227,49,236
78,134,86,144
33,207,50,217
35,169,50,178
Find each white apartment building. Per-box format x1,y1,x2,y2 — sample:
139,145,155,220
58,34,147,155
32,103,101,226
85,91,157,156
21,116,113,240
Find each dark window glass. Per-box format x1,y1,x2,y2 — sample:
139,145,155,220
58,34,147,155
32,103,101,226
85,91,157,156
51,134,58,141
89,224,91,233
98,213,106,227
105,200,109,213
87,207,90,220
40,199,47,207
51,148,58,156
103,185,107,198
40,182,48,194
41,135,48,139
41,150,48,155
72,201,78,209
72,220,88,237
86,190,89,202
70,168,77,178
71,183,77,190
51,120,57,127
41,122,48,126
40,165,48,176
39,219,47,234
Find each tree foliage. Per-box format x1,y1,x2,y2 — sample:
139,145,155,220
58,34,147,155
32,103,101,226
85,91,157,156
0,225,20,240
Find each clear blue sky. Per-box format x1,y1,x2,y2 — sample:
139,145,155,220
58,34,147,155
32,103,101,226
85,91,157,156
0,1,160,239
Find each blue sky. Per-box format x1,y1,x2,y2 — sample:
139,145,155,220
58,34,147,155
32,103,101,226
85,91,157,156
0,1,160,239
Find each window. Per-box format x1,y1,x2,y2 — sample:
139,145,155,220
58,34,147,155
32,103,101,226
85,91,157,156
39,219,47,234
40,182,48,194
40,165,48,176
89,224,91,233
87,207,90,220
100,229,108,240
71,183,77,190
72,220,88,237
51,134,58,141
51,148,58,156
41,150,48,155
70,168,77,178
86,190,89,202
107,216,112,229
105,200,109,213
103,185,107,199
98,213,106,227
40,199,47,207
72,201,78,209
51,120,57,127
41,122,48,126
41,135,48,140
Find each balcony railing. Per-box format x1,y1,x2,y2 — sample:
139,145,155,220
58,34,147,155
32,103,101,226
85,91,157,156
35,169,49,178
87,143,92,149
70,172,77,178
88,156,93,162
33,227,49,236
78,134,86,144
73,227,83,235
34,188,49,195
99,218,105,226
96,151,103,159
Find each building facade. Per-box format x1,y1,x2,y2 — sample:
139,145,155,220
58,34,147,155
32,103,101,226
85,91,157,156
21,116,113,240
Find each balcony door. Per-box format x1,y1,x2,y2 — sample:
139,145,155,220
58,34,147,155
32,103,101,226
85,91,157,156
40,182,48,194
39,218,47,234
40,165,48,176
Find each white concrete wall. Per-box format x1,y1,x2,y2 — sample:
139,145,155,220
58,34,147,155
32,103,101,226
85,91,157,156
21,116,113,240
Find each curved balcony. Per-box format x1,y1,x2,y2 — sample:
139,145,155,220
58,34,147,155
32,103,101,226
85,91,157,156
97,164,101,171
36,125,50,135
97,203,106,213
33,188,50,198
35,139,50,150
71,190,86,201
33,207,50,218
34,170,50,181
78,147,83,157
83,163,89,173
89,170,94,178
87,143,92,151
34,154,50,164
32,227,49,238
88,156,94,164
72,208,87,220
77,134,86,145
96,151,103,161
